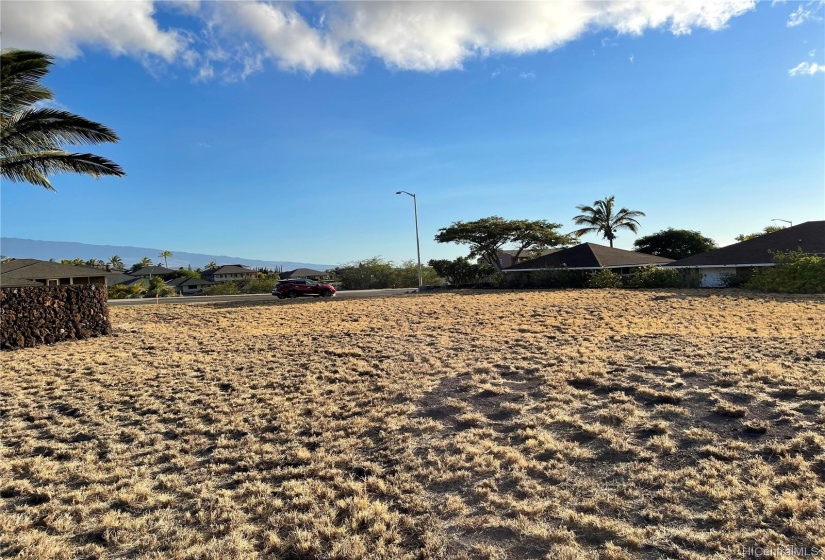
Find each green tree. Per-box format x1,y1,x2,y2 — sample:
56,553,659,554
163,268,201,280
86,259,105,269
109,255,123,271
108,283,145,299
633,228,717,260
572,196,645,248
744,250,825,293
132,257,153,271
205,261,218,270
145,276,176,298
394,260,441,287
428,257,495,285
0,50,124,190
60,258,86,266
434,217,571,273
332,257,397,290
159,250,172,267
735,225,784,242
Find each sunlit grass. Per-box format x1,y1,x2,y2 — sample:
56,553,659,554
2,290,824,558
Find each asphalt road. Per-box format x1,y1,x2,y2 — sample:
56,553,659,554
108,288,418,306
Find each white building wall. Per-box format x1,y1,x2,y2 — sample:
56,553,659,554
699,269,727,288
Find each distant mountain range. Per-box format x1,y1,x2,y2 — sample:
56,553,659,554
0,238,336,272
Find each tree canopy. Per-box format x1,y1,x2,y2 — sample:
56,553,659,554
0,49,124,190
735,225,784,242
331,257,440,290
633,228,717,260
434,216,571,272
572,196,645,247
428,257,495,286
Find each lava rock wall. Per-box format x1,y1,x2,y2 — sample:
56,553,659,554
1,285,111,350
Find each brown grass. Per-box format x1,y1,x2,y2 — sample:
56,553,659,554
2,289,824,559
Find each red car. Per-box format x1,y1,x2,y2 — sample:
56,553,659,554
272,279,336,299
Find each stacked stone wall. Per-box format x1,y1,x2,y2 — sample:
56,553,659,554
1,285,111,350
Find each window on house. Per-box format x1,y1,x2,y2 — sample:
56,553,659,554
47,279,58,286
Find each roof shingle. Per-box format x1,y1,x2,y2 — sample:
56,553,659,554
505,243,673,271
667,221,825,268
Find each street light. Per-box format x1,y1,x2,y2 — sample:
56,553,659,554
771,218,792,227
396,191,423,288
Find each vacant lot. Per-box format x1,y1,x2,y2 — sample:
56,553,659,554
2,290,824,559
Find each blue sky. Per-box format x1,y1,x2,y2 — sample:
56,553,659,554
2,0,823,266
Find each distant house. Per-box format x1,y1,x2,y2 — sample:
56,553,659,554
504,243,673,273
201,264,258,283
106,272,143,287
279,268,332,281
666,221,825,287
479,249,560,269
129,265,174,279
1,259,111,287
165,276,214,295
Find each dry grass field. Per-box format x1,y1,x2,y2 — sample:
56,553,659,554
2,290,824,559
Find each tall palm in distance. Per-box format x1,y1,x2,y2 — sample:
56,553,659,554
159,250,172,267
109,255,123,271
0,49,124,190
572,196,645,248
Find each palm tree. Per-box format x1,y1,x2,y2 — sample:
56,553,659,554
159,250,172,267
206,261,218,270
109,255,123,271
138,257,153,269
85,259,106,269
571,196,645,248
0,49,125,191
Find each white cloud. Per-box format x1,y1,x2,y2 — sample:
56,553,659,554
787,1,824,27
519,72,536,80
1,0,757,78
788,61,825,76
1,0,185,61
216,2,350,74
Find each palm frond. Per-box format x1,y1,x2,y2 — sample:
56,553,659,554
1,50,55,118
1,108,120,156
1,151,126,186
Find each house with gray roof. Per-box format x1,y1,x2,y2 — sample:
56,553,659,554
201,264,258,283
1,259,110,287
666,221,825,287
165,276,214,295
278,268,332,281
504,243,673,273
129,265,174,279
479,248,560,269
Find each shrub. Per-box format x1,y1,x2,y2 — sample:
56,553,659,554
164,268,201,280
587,269,623,288
720,268,756,288
428,257,494,286
108,284,145,299
145,276,177,298
241,277,278,294
501,269,590,289
623,265,702,289
745,251,825,293
331,257,441,290
203,281,241,296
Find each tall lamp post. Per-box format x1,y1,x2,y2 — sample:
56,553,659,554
396,190,423,288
